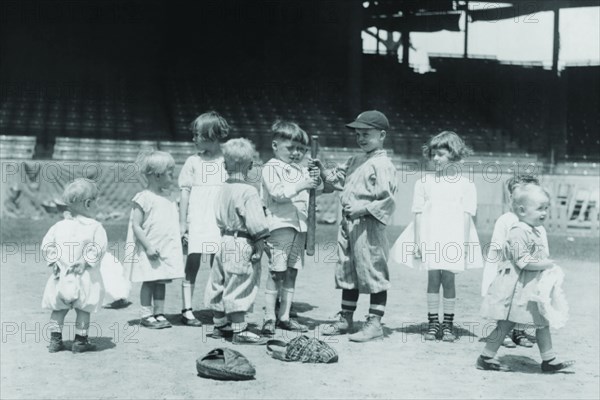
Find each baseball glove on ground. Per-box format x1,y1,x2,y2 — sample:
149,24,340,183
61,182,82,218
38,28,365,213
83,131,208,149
266,335,338,363
196,348,256,380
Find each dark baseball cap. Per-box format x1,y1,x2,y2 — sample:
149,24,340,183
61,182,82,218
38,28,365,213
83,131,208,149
346,110,390,130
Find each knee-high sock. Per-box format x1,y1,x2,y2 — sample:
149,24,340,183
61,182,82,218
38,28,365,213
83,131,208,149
369,291,387,317
342,289,359,313
265,289,278,321
278,288,295,321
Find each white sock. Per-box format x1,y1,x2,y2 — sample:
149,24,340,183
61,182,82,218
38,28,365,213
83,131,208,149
232,322,248,333
540,350,557,361
75,328,87,336
140,305,153,319
443,297,456,315
481,348,497,358
427,293,440,314
278,288,295,321
182,281,195,319
265,289,278,321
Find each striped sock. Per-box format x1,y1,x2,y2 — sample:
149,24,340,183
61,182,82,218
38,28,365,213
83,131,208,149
443,313,454,327
232,322,248,333
427,293,439,314
442,297,456,315
369,291,387,317
341,289,359,313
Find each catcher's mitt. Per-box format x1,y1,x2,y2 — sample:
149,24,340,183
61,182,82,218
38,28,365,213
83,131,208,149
196,348,256,381
266,335,338,363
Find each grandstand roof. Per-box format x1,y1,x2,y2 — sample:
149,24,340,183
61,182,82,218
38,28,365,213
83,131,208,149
364,0,600,31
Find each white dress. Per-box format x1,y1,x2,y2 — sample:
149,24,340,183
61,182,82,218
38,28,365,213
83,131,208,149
100,253,131,304
125,190,185,282
178,154,227,254
480,212,549,296
389,174,483,272
41,215,107,313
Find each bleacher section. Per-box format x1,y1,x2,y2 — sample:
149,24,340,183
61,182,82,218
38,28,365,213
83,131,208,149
0,62,597,172
0,135,36,159
0,79,169,156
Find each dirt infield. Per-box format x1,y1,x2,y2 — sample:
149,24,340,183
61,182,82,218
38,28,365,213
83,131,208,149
1,221,599,399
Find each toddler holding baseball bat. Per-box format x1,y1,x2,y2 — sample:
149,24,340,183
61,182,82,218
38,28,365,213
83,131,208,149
310,110,397,342
260,120,320,335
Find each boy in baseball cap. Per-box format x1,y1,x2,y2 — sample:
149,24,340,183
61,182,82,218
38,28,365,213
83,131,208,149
310,110,397,342
345,110,390,131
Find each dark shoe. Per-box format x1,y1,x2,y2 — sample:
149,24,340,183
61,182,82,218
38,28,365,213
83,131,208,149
348,315,383,342
262,320,276,336
72,335,96,353
232,331,269,345
318,311,353,336
424,321,440,341
141,316,167,329
211,323,234,339
108,299,129,309
476,355,511,371
48,333,65,353
441,322,456,342
512,330,534,348
181,309,202,327
277,319,308,333
541,358,575,373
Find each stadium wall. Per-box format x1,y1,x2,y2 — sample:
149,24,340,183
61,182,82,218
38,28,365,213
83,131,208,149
2,159,598,237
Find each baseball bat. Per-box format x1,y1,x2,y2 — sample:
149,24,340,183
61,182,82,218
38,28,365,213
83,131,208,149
306,135,319,256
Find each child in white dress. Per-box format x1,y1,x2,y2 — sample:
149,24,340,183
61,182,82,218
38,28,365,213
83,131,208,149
477,184,574,372
126,151,185,329
481,174,544,348
389,131,483,342
42,178,107,353
178,111,229,326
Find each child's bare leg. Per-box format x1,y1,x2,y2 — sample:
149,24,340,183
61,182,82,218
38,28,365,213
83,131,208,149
48,309,68,352
536,326,575,370
49,309,69,333
277,268,307,331
140,281,155,320
74,309,90,336
265,271,282,324
153,283,171,327
279,268,298,321
72,309,96,352
484,320,515,354
477,320,515,370
440,270,456,341
182,253,201,319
